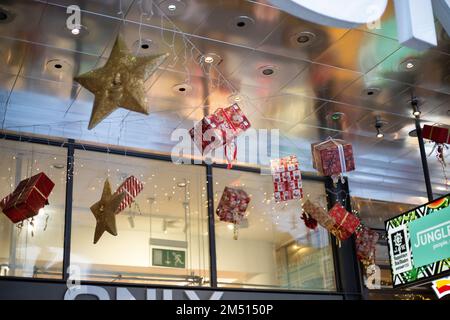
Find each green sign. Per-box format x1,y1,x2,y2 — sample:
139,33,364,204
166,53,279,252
409,206,450,268
152,248,186,268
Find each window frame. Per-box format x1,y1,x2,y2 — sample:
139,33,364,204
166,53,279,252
0,132,342,294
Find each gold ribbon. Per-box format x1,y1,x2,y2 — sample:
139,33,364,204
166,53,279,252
12,182,48,212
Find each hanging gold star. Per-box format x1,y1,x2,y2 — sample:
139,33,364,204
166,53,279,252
90,179,126,244
74,36,169,130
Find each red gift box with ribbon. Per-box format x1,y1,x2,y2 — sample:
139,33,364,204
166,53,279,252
216,187,250,225
271,155,303,202
328,203,360,241
312,138,355,178
190,104,251,167
114,175,144,214
356,226,379,266
1,173,55,223
422,125,450,144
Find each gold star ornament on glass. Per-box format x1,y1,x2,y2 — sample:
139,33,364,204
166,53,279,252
74,36,169,130
90,179,126,244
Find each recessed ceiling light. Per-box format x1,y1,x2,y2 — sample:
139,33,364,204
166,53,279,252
204,56,214,64
290,31,317,47
362,87,381,97
330,112,344,121
0,7,15,24
199,53,222,66
132,39,159,55
228,94,242,104
69,24,88,37
259,65,277,76
46,59,72,73
230,16,255,30
160,0,186,16
400,58,420,71
172,83,192,94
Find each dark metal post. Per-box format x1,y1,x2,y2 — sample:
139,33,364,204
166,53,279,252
326,177,362,300
415,117,434,201
62,139,75,281
205,165,218,287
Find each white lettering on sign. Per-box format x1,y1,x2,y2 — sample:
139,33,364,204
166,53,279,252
268,0,450,50
64,286,225,300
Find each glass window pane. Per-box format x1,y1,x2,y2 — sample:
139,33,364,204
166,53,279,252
70,150,209,286
0,140,66,278
213,168,336,291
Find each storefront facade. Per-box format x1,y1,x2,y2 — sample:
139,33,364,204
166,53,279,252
0,0,449,301
0,133,366,300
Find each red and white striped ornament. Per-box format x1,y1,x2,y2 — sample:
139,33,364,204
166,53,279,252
114,176,144,214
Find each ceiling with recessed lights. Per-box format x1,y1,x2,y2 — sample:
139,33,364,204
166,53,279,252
0,0,449,203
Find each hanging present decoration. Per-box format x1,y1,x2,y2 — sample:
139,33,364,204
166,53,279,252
311,138,355,184
300,211,318,230
356,226,379,269
302,200,337,234
216,187,251,240
422,124,449,186
423,124,450,144
270,155,303,202
190,103,251,168
74,36,169,130
91,179,126,244
328,202,360,241
114,175,144,214
1,173,55,224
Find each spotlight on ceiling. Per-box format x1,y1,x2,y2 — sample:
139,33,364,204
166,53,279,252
411,97,421,118
375,115,385,139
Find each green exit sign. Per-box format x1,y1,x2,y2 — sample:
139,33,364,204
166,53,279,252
152,248,186,268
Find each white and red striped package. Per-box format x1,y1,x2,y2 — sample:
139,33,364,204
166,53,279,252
114,175,144,214
270,155,303,203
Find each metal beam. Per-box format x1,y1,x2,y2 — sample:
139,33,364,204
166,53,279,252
415,117,433,201
62,139,75,281
205,165,218,287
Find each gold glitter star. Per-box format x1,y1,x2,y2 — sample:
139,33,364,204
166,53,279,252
90,179,126,244
74,36,169,130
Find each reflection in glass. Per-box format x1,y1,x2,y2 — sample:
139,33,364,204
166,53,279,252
213,168,336,291
0,140,66,278
70,150,209,286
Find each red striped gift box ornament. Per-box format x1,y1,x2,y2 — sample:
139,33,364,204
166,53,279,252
114,175,144,214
